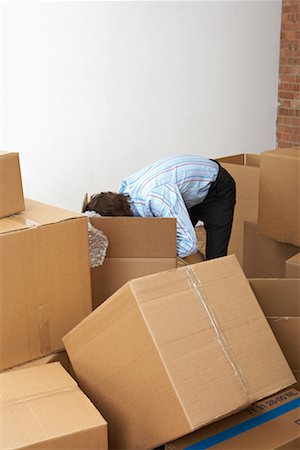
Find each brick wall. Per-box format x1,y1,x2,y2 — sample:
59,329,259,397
276,0,300,147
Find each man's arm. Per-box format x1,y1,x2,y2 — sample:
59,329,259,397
146,184,198,258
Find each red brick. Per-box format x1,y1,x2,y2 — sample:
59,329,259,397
291,117,300,126
279,90,295,99
280,74,297,83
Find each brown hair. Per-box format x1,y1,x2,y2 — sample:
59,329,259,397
82,192,133,216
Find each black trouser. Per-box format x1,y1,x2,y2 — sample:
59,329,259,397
188,161,236,260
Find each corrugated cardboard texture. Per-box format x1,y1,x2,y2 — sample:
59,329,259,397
0,362,108,449
0,199,92,370
90,217,177,307
0,152,25,218
63,255,295,450
243,222,299,278
166,389,300,450
217,154,260,265
91,257,176,309
249,278,300,372
258,147,300,247
90,217,176,258
286,253,300,278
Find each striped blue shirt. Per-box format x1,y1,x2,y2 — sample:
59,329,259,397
119,154,219,258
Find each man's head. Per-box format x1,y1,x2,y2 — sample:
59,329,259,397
82,192,133,216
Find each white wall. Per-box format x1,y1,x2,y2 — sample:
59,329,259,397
1,1,282,212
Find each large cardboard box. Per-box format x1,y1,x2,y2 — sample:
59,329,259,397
0,151,25,218
258,147,300,247
166,388,300,450
243,221,299,278
217,154,260,265
249,278,300,388
63,255,295,450
0,362,108,449
0,199,92,371
286,253,300,278
90,216,177,308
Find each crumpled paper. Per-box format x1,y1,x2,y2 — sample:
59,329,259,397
84,211,109,268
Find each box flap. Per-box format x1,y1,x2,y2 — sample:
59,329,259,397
90,216,176,257
0,199,84,235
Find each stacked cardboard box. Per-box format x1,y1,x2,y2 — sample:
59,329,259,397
243,222,299,278
64,255,295,450
0,198,93,371
249,278,300,390
258,147,300,247
0,362,108,449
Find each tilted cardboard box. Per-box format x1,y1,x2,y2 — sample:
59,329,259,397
286,253,300,278
258,147,300,247
243,221,299,278
0,151,25,218
0,362,108,449
249,278,300,389
63,255,295,450
217,154,260,265
0,199,92,371
90,216,177,308
166,388,300,450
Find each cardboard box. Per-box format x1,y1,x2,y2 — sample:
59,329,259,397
165,388,300,450
243,221,299,278
249,278,300,384
286,253,300,278
63,255,295,450
90,216,177,308
217,154,260,265
0,362,108,449
0,199,92,371
258,147,300,247
0,151,25,218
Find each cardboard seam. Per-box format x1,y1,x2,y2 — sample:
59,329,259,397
0,385,79,408
184,266,254,403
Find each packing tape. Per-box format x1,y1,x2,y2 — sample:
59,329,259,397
38,304,51,356
0,386,79,408
184,265,253,402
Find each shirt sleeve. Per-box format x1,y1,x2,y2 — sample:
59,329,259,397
146,183,198,258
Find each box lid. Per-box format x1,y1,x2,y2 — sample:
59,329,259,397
0,199,83,235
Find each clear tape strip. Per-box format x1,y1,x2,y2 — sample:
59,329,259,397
0,386,78,408
184,265,253,402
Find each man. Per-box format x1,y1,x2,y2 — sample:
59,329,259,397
83,154,236,260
